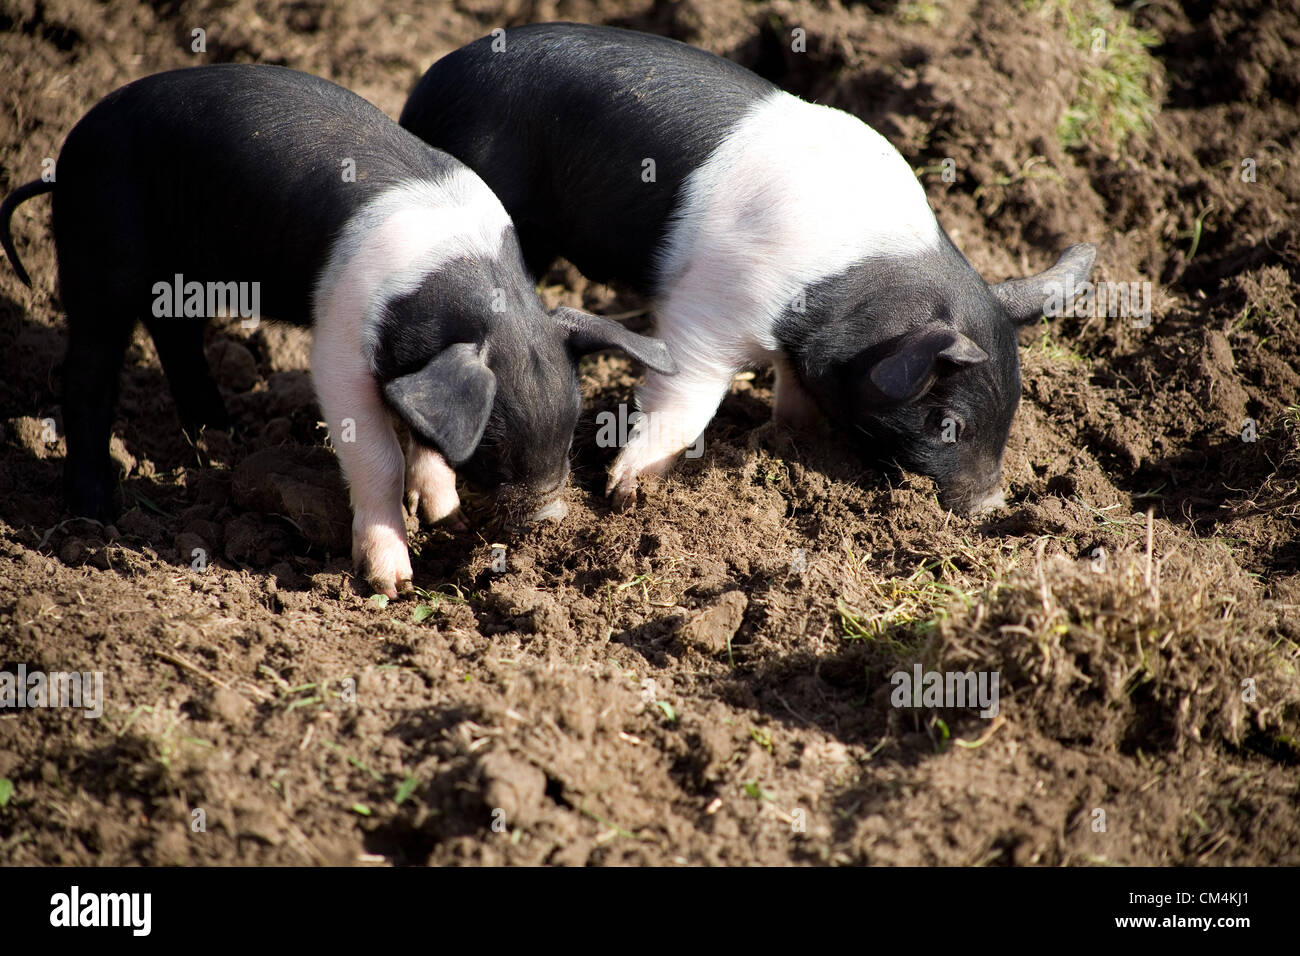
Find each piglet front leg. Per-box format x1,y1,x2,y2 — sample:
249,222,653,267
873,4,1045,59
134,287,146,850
405,437,467,530
771,354,823,430
607,358,734,510
311,338,412,598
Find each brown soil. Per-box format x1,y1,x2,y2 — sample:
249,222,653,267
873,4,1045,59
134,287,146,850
1,0,1297,866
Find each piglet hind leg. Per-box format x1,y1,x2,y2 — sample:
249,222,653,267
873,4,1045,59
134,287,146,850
606,360,734,511
143,318,230,437
404,436,467,530
311,344,412,598
61,300,136,523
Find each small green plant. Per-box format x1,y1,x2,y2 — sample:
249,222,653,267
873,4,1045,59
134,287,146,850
932,717,950,753
579,805,639,840
322,740,383,781
394,776,419,805
369,584,469,618
743,781,775,802
1028,317,1088,363
973,156,1064,215
1178,202,1215,261
897,0,944,25
0,778,13,807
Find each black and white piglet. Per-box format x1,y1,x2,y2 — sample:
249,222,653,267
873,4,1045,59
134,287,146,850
401,23,1096,514
0,63,673,596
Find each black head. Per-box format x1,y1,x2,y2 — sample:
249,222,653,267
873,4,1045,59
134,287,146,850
787,241,1096,514
457,305,675,501
379,279,675,514
850,315,1019,513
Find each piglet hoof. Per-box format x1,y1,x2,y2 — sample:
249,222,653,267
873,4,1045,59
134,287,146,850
355,564,410,600
406,488,468,530
353,527,414,599
405,444,463,528
608,477,639,512
605,453,643,512
357,568,413,601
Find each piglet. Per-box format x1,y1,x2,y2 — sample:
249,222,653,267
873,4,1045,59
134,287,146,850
401,23,1095,514
0,63,674,595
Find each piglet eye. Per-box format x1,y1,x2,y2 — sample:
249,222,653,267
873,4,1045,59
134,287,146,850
936,411,964,444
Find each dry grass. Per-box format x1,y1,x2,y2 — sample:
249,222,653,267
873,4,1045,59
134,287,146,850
927,537,1300,756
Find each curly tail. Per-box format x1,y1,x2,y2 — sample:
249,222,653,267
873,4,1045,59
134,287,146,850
1,179,55,287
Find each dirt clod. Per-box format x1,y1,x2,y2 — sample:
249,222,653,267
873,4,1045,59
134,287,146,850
476,751,549,828
231,446,352,552
678,591,748,654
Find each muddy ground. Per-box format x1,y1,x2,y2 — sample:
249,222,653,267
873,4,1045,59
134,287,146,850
0,0,1297,866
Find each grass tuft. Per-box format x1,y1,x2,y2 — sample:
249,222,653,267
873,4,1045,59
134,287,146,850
926,542,1300,753
1029,0,1162,151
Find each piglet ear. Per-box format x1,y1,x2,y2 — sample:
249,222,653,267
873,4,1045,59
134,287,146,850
382,343,497,466
991,243,1097,325
552,306,678,375
869,327,988,403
